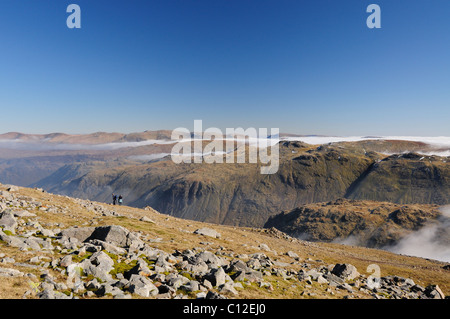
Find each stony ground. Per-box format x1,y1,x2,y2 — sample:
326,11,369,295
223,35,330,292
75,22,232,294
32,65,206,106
0,184,448,299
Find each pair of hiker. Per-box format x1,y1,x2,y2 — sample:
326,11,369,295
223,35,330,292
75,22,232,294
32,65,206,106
112,193,123,206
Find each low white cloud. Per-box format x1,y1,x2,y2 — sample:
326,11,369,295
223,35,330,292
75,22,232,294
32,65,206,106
283,135,450,147
0,138,177,151
128,153,171,162
383,206,450,263
2,135,450,156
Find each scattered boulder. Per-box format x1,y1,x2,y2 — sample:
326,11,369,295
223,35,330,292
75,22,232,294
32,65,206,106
258,244,271,251
124,259,153,279
205,267,229,287
59,227,96,243
0,267,24,277
128,274,158,297
331,264,360,281
139,216,154,223
425,285,445,299
0,210,18,233
286,251,299,259
88,225,144,250
79,251,115,282
12,210,36,218
6,186,19,192
58,225,144,251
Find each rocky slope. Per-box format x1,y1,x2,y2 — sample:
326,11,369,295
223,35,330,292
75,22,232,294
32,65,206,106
0,184,449,300
346,153,450,204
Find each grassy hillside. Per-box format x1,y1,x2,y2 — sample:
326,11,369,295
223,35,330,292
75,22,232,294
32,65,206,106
0,184,449,299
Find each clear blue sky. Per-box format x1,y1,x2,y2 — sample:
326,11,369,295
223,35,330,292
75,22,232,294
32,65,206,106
0,0,449,136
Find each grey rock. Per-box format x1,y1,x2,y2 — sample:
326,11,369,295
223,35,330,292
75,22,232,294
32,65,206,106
114,292,132,299
33,237,53,250
155,254,174,270
194,228,221,239
324,273,345,286
113,278,130,290
227,259,250,273
0,230,28,250
331,264,360,280
24,237,41,251
219,282,239,295
88,239,127,255
85,278,102,290
166,273,190,289
89,225,144,250
425,285,445,299
29,256,42,264
0,190,14,201
205,267,227,287
12,210,36,218
124,259,153,279
411,284,425,293
0,257,15,264
59,227,96,243
205,291,227,299
157,284,175,295
0,267,24,277
139,216,154,223
338,283,354,293
0,210,18,233
202,279,213,290
6,186,19,192
181,280,200,293
59,255,73,268
317,275,329,284
297,269,309,281
40,229,55,237
96,283,124,297
286,251,299,259
232,270,263,283
248,253,273,268
196,292,207,299
37,288,55,299
90,251,115,268
59,225,144,252
128,274,158,297
259,281,273,290
80,251,115,282
305,269,322,281
403,278,415,286
196,251,227,269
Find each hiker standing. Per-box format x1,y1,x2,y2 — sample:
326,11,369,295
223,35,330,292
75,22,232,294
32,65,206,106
118,195,123,206
112,194,117,205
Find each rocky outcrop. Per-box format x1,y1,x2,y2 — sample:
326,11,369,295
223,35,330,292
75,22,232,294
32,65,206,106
264,199,443,248
59,225,144,251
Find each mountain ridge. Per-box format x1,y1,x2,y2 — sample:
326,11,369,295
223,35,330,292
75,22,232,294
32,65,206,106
30,143,450,228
